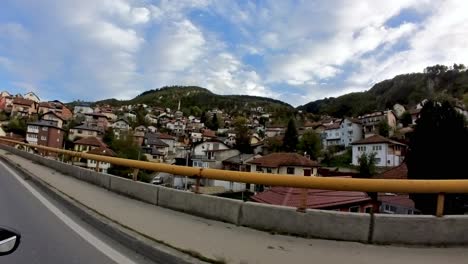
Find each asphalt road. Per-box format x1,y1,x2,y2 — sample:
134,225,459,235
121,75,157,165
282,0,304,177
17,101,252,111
0,161,154,264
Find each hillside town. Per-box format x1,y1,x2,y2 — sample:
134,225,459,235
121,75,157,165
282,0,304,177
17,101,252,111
1,90,467,215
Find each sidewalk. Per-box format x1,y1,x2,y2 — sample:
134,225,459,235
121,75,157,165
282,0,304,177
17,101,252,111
2,149,468,264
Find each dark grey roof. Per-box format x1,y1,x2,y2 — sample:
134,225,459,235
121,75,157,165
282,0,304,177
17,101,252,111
144,135,169,147
142,146,164,155
27,120,63,130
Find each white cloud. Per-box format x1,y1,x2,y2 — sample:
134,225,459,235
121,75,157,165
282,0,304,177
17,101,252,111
1,0,467,107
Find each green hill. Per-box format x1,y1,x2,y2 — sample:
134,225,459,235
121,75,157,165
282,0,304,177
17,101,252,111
94,86,294,117
298,64,468,117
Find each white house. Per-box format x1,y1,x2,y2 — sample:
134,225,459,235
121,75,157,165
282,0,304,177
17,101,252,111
351,135,406,167
339,118,363,147
23,91,40,103
123,112,136,121
86,147,115,174
190,132,202,143
247,152,319,176
191,141,239,169
73,105,94,116
41,111,64,128
113,119,130,130
145,114,158,124
323,122,341,148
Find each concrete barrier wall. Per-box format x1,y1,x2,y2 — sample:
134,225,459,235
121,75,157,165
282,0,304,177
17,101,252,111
239,202,370,242
4,145,468,245
372,214,468,245
109,176,158,205
158,187,242,224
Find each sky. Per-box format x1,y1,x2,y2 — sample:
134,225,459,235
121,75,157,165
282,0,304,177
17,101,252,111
0,0,467,107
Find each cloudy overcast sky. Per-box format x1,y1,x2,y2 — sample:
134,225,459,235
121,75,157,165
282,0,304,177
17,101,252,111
0,0,467,106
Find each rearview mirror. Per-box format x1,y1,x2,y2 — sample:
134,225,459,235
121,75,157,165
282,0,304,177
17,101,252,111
0,227,21,256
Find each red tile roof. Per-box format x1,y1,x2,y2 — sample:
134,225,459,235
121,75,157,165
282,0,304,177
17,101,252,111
251,187,371,209
351,134,406,146
87,146,116,157
12,98,35,106
324,122,340,130
247,152,319,168
202,129,216,138
378,193,415,208
374,163,407,179
74,136,107,147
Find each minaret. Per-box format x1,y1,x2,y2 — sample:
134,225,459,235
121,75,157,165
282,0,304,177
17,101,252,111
178,100,181,111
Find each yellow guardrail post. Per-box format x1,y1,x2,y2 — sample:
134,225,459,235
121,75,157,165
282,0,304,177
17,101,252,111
436,193,445,217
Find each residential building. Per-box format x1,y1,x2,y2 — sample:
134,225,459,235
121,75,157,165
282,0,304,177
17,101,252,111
147,125,157,133
23,92,40,103
38,101,72,120
142,135,170,158
0,95,14,112
247,152,319,176
221,154,261,192
145,114,158,124
26,120,64,156
73,105,94,116
339,118,363,147
86,147,116,173
378,193,418,214
351,135,406,167
113,119,130,130
251,186,378,213
158,133,176,154
191,140,240,169
68,124,104,141
0,91,11,97
73,136,107,152
202,129,216,141
11,98,37,117
323,122,341,148
409,108,421,125
41,111,64,128
190,132,202,143
392,103,406,118
123,112,136,121
359,110,397,137
265,126,285,138
84,113,109,129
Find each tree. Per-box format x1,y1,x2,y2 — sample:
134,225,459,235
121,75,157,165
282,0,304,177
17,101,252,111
233,117,252,154
108,131,148,179
400,111,412,127
377,120,390,137
190,106,202,117
297,130,321,160
266,136,283,152
282,118,298,152
200,111,207,124
103,127,115,146
407,100,468,215
210,114,219,131
358,152,376,178
5,118,27,136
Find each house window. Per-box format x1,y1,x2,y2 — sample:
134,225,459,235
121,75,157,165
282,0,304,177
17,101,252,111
41,136,46,140
349,206,360,213
42,127,48,131
78,130,83,134
287,167,295,174
407,209,414,215
375,158,381,163
365,207,373,213
256,166,263,172
266,168,272,173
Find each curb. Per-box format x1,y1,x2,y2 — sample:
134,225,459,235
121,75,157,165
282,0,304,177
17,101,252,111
0,155,210,264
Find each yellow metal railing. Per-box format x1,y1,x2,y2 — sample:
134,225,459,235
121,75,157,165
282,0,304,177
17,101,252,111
1,138,465,216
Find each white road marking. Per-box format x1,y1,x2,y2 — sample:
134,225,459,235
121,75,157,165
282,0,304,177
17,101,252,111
0,161,138,264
